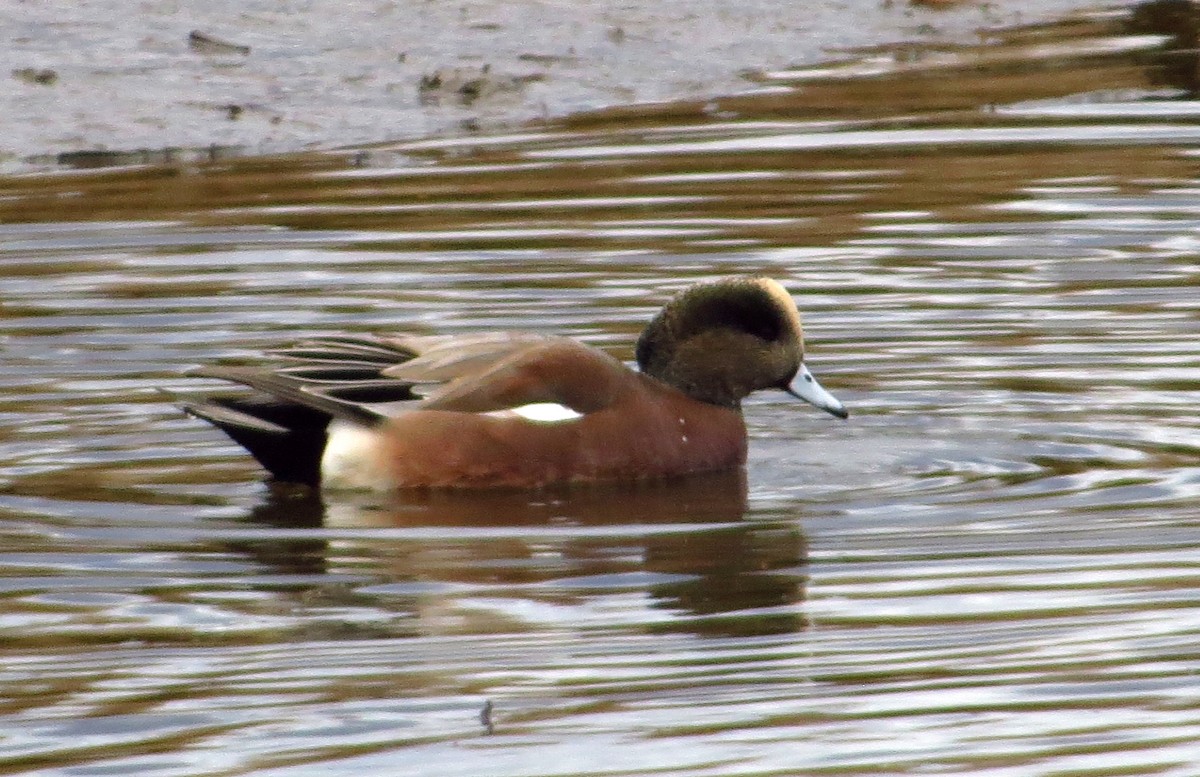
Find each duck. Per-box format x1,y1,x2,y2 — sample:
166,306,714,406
183,275,847,490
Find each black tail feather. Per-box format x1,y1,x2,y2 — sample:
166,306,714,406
184,335,427,485
183,396,330,486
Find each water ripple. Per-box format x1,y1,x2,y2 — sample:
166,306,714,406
3,5,1200,775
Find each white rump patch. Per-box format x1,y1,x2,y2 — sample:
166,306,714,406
485,402,584,422
321,420,389,491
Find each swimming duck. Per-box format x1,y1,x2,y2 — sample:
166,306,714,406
184,275,847,489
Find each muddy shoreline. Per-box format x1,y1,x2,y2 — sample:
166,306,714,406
3,0,1124,172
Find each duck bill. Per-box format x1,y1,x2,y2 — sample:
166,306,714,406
786,364,848,419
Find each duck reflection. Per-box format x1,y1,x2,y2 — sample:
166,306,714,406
1129,0,1200,96
234,470,808,638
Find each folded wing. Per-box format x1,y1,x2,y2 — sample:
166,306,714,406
182,333,628,485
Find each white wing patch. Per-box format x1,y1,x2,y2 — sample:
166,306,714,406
484,402,584,422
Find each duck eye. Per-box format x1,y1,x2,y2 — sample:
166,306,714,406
724,303,780,341
747,319,780,341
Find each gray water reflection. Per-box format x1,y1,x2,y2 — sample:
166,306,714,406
3,3,1200,775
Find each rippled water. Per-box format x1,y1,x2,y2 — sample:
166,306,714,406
3,4,1200,775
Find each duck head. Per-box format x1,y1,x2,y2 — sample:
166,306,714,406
635,276,848,418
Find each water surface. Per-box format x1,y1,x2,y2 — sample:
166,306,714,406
2,5,1200,775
